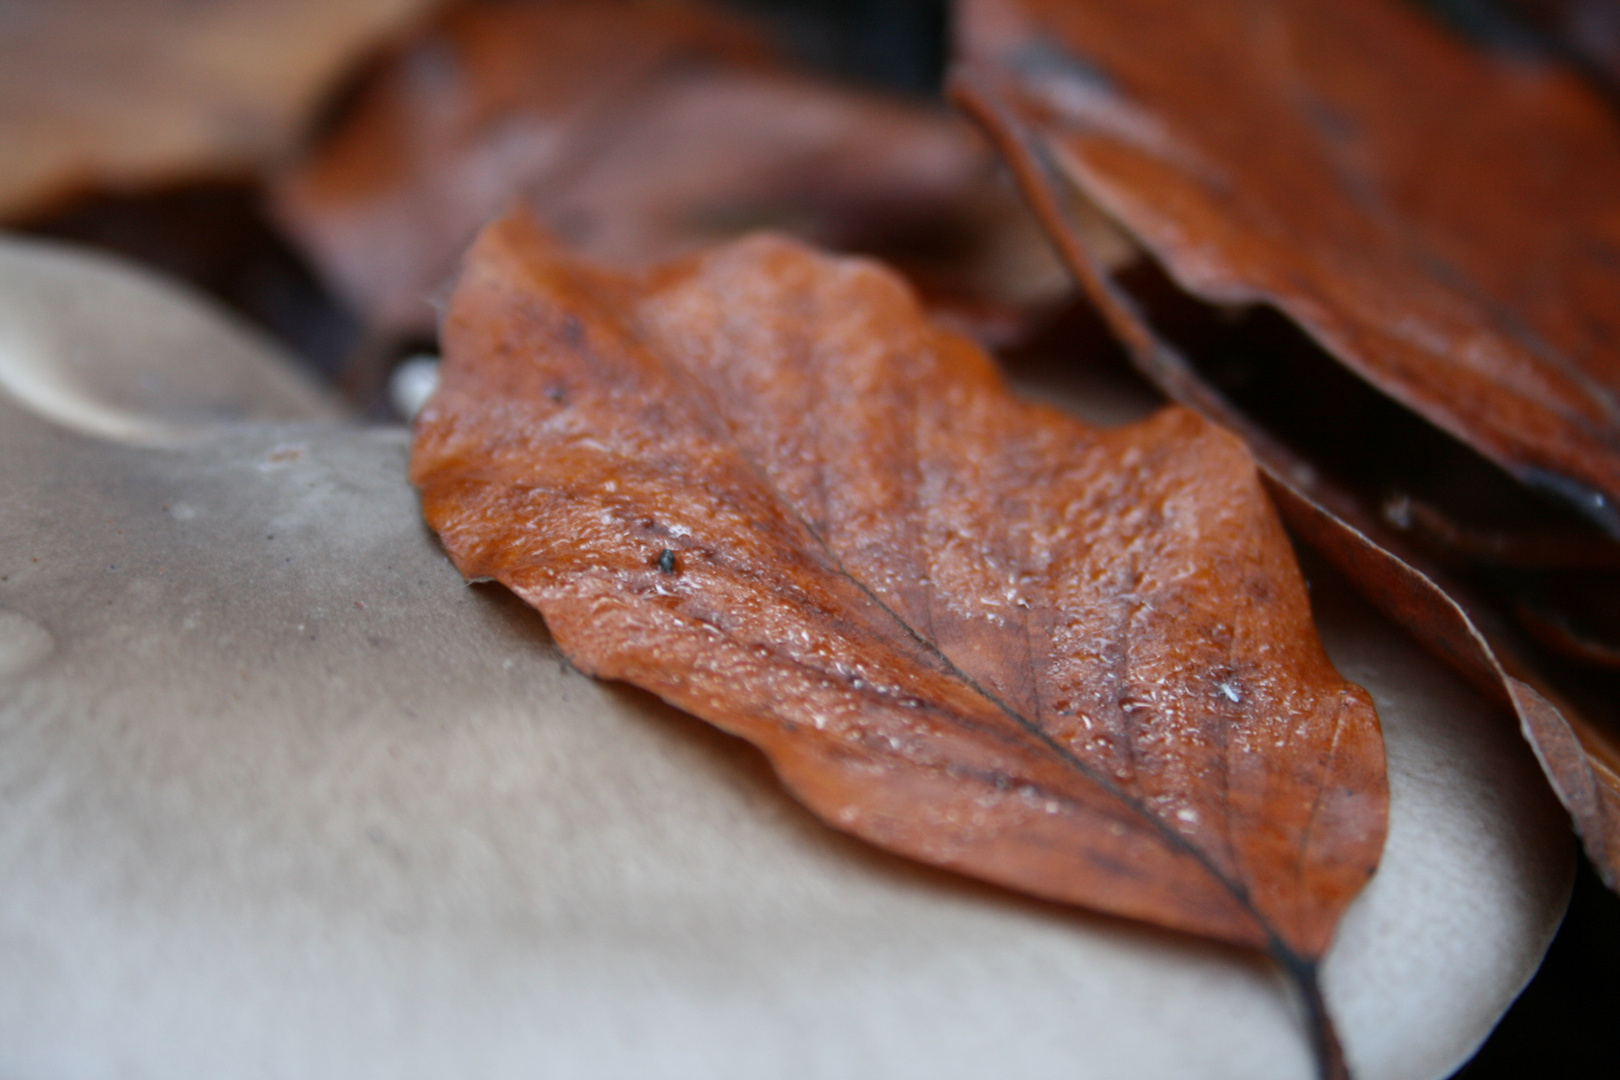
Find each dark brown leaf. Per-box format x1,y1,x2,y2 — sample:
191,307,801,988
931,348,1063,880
270,0,1067,344
949,0,1620,886
410,209,1388,1075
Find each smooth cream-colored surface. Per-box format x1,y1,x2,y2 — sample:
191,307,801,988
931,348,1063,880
0,238,1574,1079
0,239,341,443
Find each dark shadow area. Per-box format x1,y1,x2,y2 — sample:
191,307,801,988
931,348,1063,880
1114,258,1607,543
1413,0,1557,51
720,0,949,96
1411,0,1620,110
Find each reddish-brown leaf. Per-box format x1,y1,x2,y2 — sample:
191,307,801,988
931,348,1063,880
270,0,1066,344
951,0,1620,885
410,209,1387,1073
954,0,1620,532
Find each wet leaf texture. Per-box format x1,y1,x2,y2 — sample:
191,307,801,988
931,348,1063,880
411,210,1387,976
953,0,1620,890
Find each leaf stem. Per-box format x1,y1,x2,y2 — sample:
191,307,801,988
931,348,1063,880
1272,947,1349,1080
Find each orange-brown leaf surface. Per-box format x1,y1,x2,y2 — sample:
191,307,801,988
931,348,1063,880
0,0,436,220
951,0,1620,887
410,210,1388,1068
954,0,1620,533
271,0,1066,342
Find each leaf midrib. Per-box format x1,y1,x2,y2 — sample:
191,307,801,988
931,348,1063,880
625,283,1290,957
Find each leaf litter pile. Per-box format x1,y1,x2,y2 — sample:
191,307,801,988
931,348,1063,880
8,0,1620,1076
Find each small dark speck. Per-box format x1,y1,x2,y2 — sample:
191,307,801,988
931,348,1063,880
562,315,584,348
658,548,677,574
367,826,385,844
546,385,567,404
266,534,275,540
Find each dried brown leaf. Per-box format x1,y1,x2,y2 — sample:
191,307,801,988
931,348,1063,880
955,0,1620,531
410,210,1387,1075
951,0,1620,886
271,0,1067,344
